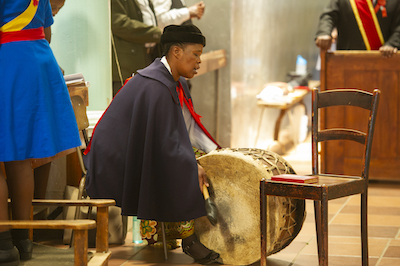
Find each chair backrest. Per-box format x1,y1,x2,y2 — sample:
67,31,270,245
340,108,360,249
311,88,380,180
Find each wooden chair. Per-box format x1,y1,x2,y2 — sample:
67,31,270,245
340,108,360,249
3,198,115,266
260,88,380,266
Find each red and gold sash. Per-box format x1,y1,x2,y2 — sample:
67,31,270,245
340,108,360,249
0,0,43,44
1,0,40,32
349,0,385,50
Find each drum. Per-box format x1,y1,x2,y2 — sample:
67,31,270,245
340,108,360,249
195,148,305,265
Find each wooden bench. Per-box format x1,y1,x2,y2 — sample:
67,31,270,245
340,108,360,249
3,199,115,266
254,87,312,148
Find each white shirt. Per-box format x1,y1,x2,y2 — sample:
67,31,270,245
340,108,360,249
136,0,157,27
151,0,190,31
136,0,158,47
160,56,218,153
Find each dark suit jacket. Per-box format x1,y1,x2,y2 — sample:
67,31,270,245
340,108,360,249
316,0,400,49
111,0,162,82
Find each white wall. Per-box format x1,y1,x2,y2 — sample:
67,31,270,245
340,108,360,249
50,0,112,111
231,0,329,148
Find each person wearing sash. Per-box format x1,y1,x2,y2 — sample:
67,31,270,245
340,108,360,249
33,0,67,201
83,24,222,264
315,0,400,57
0,0,81,265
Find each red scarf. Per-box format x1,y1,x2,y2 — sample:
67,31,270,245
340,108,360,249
176,82,221,149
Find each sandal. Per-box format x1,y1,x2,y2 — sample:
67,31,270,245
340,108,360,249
183,239,222,265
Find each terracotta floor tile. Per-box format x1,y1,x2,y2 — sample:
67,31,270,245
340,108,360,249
267,251,297,264
348,195,400,207
23,138,400,266
368,214,400,226
125,246,196,264
377,257,400,266
108,244,145,259
326,256,378,266
299,237,385,258
368,182,400,197
291,233,314,243
330,213,361,225
328,203,345,214
383,245,400,258
341,205,400,216
329,236,388,246
331,213,400,227
329,197,350,205
290,254,320,266
302,242,353,256
368,226,400,238
260,257,293,266
296,221,317,236
108,258,135,266
390,239,400,246
328,224,400,239
275,240,308,255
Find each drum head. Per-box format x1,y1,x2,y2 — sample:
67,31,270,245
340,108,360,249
195,148,305,265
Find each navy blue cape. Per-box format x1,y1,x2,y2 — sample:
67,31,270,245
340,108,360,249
84,59,207,222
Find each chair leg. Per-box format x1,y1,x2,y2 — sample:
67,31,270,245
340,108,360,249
161,222,168,260
314,198,328,266
361,192,369,266
96,206,109,253
314,201,323,265
260,181,267,266
320,197,328,266
73,229,88,266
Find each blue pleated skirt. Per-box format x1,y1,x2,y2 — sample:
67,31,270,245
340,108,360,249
0,39,81,162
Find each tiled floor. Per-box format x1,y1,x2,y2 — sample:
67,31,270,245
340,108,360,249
102,139,400,266
31,137,400,265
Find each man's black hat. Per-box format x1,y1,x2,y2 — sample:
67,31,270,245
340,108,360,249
160,24,206,47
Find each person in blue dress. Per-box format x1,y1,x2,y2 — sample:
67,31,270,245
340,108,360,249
0,0,81,264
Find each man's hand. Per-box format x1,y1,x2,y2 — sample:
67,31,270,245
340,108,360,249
189,1,205,20
197,163,208,193
379,45,398,58
315,35,333,50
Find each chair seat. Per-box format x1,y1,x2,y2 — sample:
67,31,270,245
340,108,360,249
263,175,366,201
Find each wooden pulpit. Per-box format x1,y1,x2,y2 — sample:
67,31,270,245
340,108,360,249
320,50,400,181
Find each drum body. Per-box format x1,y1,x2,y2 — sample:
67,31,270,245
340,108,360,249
195,148,305,265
